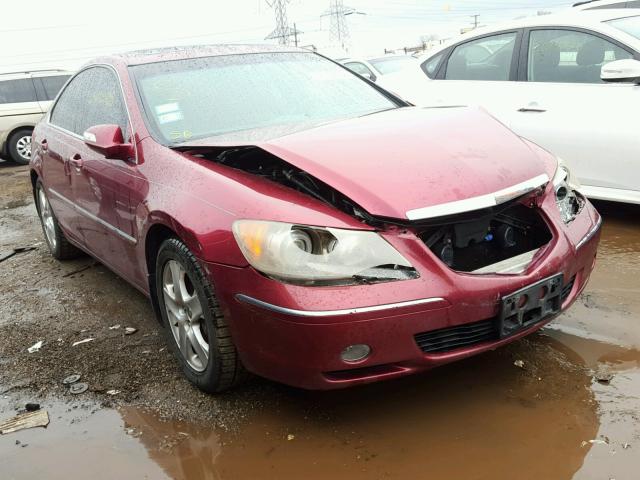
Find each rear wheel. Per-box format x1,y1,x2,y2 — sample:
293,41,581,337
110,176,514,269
35,180,81,259
155,238,247,392
8,129,33,165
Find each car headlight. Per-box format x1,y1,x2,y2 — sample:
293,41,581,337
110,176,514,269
232,220,418,285
552,158,582,224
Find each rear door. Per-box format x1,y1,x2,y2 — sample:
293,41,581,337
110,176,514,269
415,30,525,123
511,27,639,200
40,73,91,243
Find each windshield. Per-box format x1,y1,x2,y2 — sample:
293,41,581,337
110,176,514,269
130,52,399,144
607,15,640,40
368,56,416,75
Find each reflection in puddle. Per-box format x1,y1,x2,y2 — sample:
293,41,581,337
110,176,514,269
117,334,601,480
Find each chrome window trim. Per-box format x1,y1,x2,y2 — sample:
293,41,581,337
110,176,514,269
46,63,138,164
576,216,603,250
406,173,549,220
48,188,137,245
235,294,446,317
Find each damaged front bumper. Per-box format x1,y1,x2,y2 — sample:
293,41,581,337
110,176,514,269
204,197,601,390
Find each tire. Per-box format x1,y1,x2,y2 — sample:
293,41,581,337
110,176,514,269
155,238,248,392
34,179,81,260
8,128,33,165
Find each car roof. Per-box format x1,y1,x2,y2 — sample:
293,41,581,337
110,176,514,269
416,10,640,61
91,44,307,67
0,70,72,81
459,9,640,32
573,0,634,9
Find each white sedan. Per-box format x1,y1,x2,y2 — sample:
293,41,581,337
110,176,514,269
380,10,640,204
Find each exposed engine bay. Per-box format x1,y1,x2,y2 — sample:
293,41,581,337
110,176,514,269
186,146,554,274
416,203,552,273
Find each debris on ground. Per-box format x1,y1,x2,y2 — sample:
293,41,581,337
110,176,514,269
106,390,120,396
125,327,138,335
622,443,631,450
27,341,43,354
62,374,81,385
594,370,614,385
287,434,295,441
0,409,50,435
72,338,94,347
514,360,525,369
69,383,89,395
25,403,40,412
109,324,121,330
0,246,37,263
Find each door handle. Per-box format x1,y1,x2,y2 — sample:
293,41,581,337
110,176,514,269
69,154,84,170
41,139,48,151
518,102,546,113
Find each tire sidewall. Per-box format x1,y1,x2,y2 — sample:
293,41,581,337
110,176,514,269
35,180,61,257
155,239,222,390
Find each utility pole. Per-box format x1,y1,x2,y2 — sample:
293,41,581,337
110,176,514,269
266,0,290,45
470,14,480,29
293,22,298,47
322,1,365,52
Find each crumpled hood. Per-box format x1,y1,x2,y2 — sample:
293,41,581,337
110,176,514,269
254,106,551,220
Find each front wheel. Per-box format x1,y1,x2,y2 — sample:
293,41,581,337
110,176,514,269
155,238,247,392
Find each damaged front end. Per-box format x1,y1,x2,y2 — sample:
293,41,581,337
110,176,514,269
179,145,567,277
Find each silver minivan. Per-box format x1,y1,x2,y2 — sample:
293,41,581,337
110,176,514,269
0,70,72,164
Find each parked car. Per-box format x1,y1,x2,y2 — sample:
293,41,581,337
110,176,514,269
1,70,72,164
380,11,640,204
341,55,417,82
573,0,640,10
30,45,601,392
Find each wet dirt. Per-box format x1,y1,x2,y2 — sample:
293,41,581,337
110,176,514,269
1,161,639,479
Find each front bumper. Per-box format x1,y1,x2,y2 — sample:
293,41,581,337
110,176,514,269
204,199,601,390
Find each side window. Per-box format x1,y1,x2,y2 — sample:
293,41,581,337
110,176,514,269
344,62,376,80
421,53,443,79
444,32,517,81
34,75,71,101
51,67,128,137
626,1,640,7
0,78,38,104
527,29,633,84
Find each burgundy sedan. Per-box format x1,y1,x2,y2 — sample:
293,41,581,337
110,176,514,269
30,45,601,391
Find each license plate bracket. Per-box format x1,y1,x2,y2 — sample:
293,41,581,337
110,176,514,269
498,273,563,338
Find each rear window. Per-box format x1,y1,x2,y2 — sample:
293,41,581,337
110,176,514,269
130,52,399,145
34,75,71,101
607,15,640,40
0,78,38,104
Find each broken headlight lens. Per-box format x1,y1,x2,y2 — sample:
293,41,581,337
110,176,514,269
552,159,582,224
232,220,418,285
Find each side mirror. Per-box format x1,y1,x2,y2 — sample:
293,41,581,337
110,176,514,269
362,72,376,82
601,59,640,84
83,124,133,161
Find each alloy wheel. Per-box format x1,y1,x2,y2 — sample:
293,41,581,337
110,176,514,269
161,259,209,372
38,187,57,251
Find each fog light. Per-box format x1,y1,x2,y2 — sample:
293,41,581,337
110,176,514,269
340,344,371,363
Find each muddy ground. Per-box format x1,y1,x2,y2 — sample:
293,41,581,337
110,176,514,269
1,160,639,479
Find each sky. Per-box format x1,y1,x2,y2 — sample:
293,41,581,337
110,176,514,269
0,0,574,73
